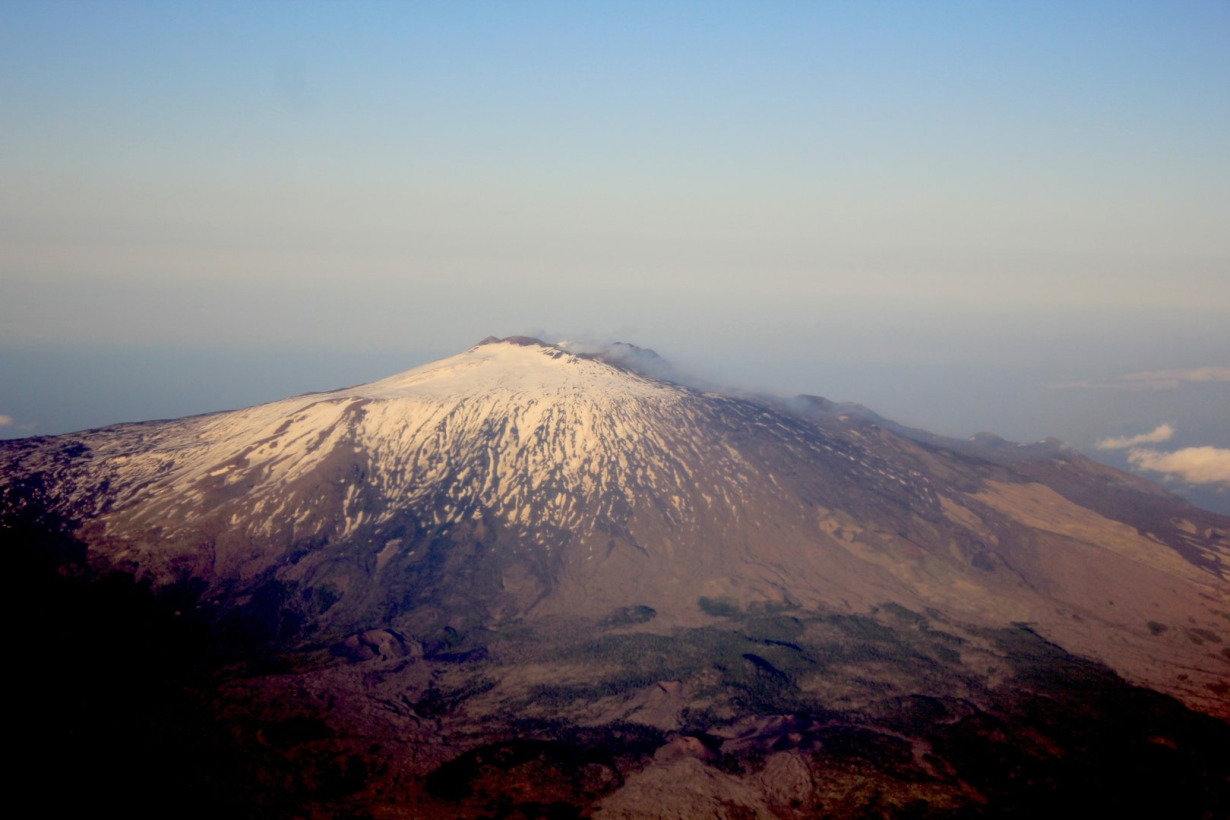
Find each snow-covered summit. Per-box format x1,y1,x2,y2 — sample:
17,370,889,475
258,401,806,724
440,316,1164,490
12,336,718,555
339,336,679,402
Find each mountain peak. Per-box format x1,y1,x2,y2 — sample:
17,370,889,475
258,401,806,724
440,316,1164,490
467,336,684,385
343,335,674,403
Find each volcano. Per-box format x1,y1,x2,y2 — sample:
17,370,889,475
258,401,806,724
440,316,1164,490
5,337,1229,817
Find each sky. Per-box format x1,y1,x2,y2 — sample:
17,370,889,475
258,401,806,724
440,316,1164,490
2,1,1228,510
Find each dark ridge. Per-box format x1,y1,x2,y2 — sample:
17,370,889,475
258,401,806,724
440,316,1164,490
477,335,553,348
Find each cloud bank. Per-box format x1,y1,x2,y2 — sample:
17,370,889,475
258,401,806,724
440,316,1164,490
1096,423,1174,450
0,414,12,427
1053,366,1230,390
1097,423,1230,487
1128,447,1230,487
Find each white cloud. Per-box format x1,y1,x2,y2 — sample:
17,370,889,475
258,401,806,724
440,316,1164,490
1128,446,1230,487
1096,423,1175,451
1051,366,1230,390
0,414,12,427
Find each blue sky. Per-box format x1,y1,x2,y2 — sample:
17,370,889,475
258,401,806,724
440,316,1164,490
2,2,1228,508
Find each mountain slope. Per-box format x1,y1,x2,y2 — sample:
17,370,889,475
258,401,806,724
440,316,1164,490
4,336,1226,711
4,336,1230,816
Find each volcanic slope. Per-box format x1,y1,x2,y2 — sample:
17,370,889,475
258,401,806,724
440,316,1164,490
9,336,1230,817
4,336,1229,719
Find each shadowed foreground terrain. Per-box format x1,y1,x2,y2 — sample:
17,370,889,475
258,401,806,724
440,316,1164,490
15,522,1230,819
